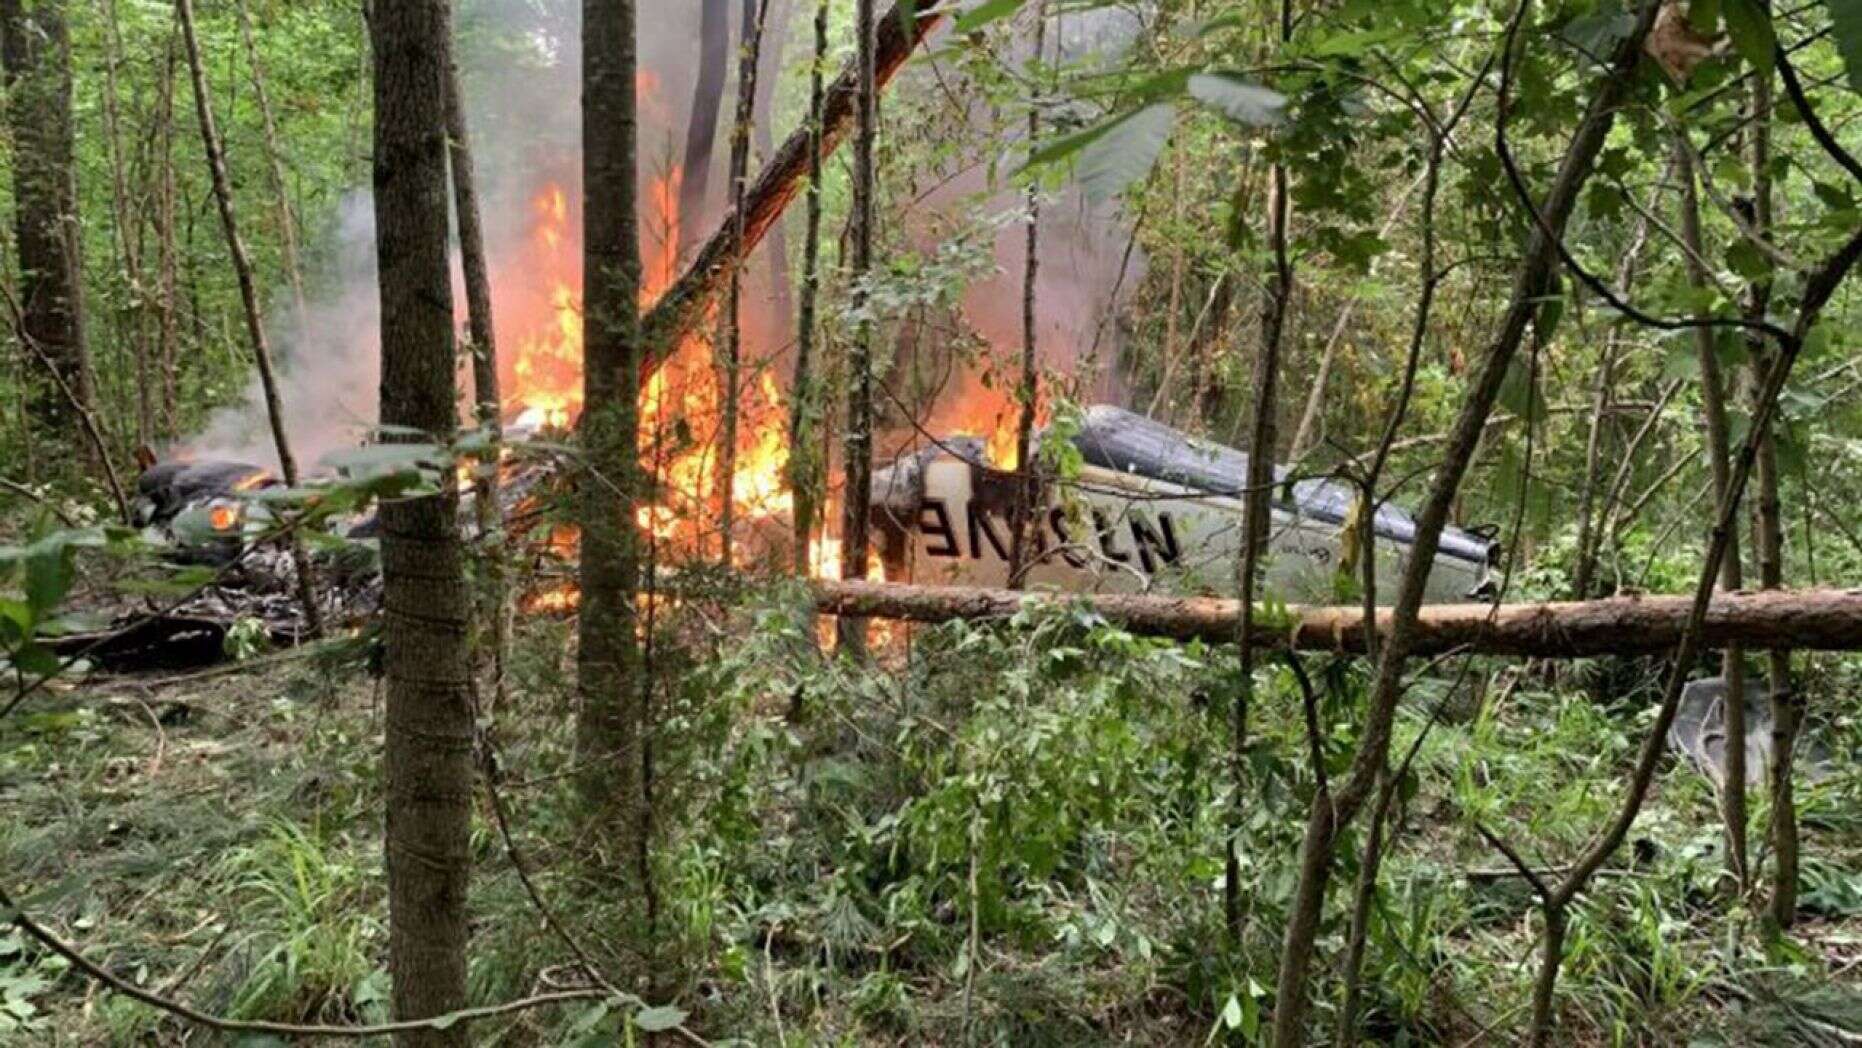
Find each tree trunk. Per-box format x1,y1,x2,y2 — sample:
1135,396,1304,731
442,0,508,709
1742,44,1798,928
370,0,475,1041
715,0,771,565
835,0,878,655
1268,7,1658,1043
155,29,181,438
100,0,153,449
0,0,94,455
811,580,1862,656
681,0,733,246
787,0,829,574
1677,132,1748,891
753,0,794,320
578,0,650,906
177,0,324,638
1230,0,1292,938
1007,6,1045,588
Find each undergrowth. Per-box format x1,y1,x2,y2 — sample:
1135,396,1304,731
0,585,1858,1045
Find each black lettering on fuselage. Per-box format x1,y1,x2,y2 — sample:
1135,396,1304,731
967,503,1011,561
1129,512,1181,573
1091,509,1132,563
919,499,960,557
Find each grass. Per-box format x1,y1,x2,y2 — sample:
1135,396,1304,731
0,597,1858,1045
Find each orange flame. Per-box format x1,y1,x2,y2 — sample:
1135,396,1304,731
209,504,239,531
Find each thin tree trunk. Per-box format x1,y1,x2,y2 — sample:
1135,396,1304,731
1287,172,1425,461
753,0,794,320
835,0,878,655
176,0,324,639
1193,172,1255,429
1743,44,1798,928
1336,78,1470,1036
1006,5,1045,588
442,0,508,711
234,0,309,324
1677,132,1748,892
1268,8,1658,1043
787,0,829,575
100,0,153,449
1572,186,1660,596
683,0,734,245
1,0,94,456
156,29,181,438
370,0,474,1041
577,0,650,908
716,0,771,565
1228,0,1292,940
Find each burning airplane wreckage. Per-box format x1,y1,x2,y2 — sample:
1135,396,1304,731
124,403,1498,645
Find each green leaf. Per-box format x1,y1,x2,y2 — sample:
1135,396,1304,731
24,547,73,616
954,0,1022,33
1723,0,1776,75
1827,0,1862,92
1185,72,1286,126
633,1005,688,1032
1308,25,1407,57
1690,0,1722,34
12,642,59,678
1074,103,1175,203
0,599,33,643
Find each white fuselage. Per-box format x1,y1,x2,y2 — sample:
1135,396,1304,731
877,457,1491,605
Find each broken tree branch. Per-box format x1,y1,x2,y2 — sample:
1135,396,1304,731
641,0,946,358
810,580,1862,658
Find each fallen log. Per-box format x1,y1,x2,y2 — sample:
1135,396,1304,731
642,0,947,358
810,580,1862,657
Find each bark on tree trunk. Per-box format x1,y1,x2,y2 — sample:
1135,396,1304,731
1229,2,1292,935
577,0,650,907
810,580,1862,656
835,0,878,655
370,0,475,1041
1,0,94,454
681,0,732,247
155,30,181,438
1007,6,1045,588
715,0,771,565
1677,132,1748,891
177,0,324,639
99,0,153,449
441,0,509,710
787,0,829,575
1739,31,1797,929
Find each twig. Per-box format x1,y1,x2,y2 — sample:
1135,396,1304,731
0,879,625,1039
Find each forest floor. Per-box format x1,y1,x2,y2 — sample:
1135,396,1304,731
3,600,1862,1046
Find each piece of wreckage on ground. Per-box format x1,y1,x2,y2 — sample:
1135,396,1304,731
871,405,1502,604
87,446,497,668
